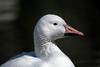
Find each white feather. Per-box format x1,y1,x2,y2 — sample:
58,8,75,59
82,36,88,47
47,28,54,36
0,14,75,67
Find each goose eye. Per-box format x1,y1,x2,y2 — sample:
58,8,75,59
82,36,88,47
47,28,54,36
53,23,58,25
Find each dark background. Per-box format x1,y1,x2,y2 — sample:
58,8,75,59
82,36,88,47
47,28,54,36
0,0,99,67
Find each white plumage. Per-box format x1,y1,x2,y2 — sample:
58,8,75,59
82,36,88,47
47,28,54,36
0,14,83,67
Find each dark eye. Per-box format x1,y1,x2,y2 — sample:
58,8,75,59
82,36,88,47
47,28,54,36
53,23,58,25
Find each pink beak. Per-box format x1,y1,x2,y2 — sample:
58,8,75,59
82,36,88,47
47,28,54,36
64,25,84,36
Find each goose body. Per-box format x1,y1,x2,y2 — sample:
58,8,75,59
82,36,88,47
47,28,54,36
0,14,83,67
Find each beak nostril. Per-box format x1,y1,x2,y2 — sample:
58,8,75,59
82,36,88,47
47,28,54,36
67,27,74,31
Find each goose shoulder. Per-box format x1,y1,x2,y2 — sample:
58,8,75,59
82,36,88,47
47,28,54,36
0,52,48,67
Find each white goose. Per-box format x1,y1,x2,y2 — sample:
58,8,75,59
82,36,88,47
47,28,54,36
0,14,84,67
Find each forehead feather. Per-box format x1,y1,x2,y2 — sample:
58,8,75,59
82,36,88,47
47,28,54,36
40,14,64,22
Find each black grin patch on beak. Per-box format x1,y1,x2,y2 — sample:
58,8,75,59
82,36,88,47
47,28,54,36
64,33,82,36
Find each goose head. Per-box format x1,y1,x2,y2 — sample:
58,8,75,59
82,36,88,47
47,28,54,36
34,14,84,42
